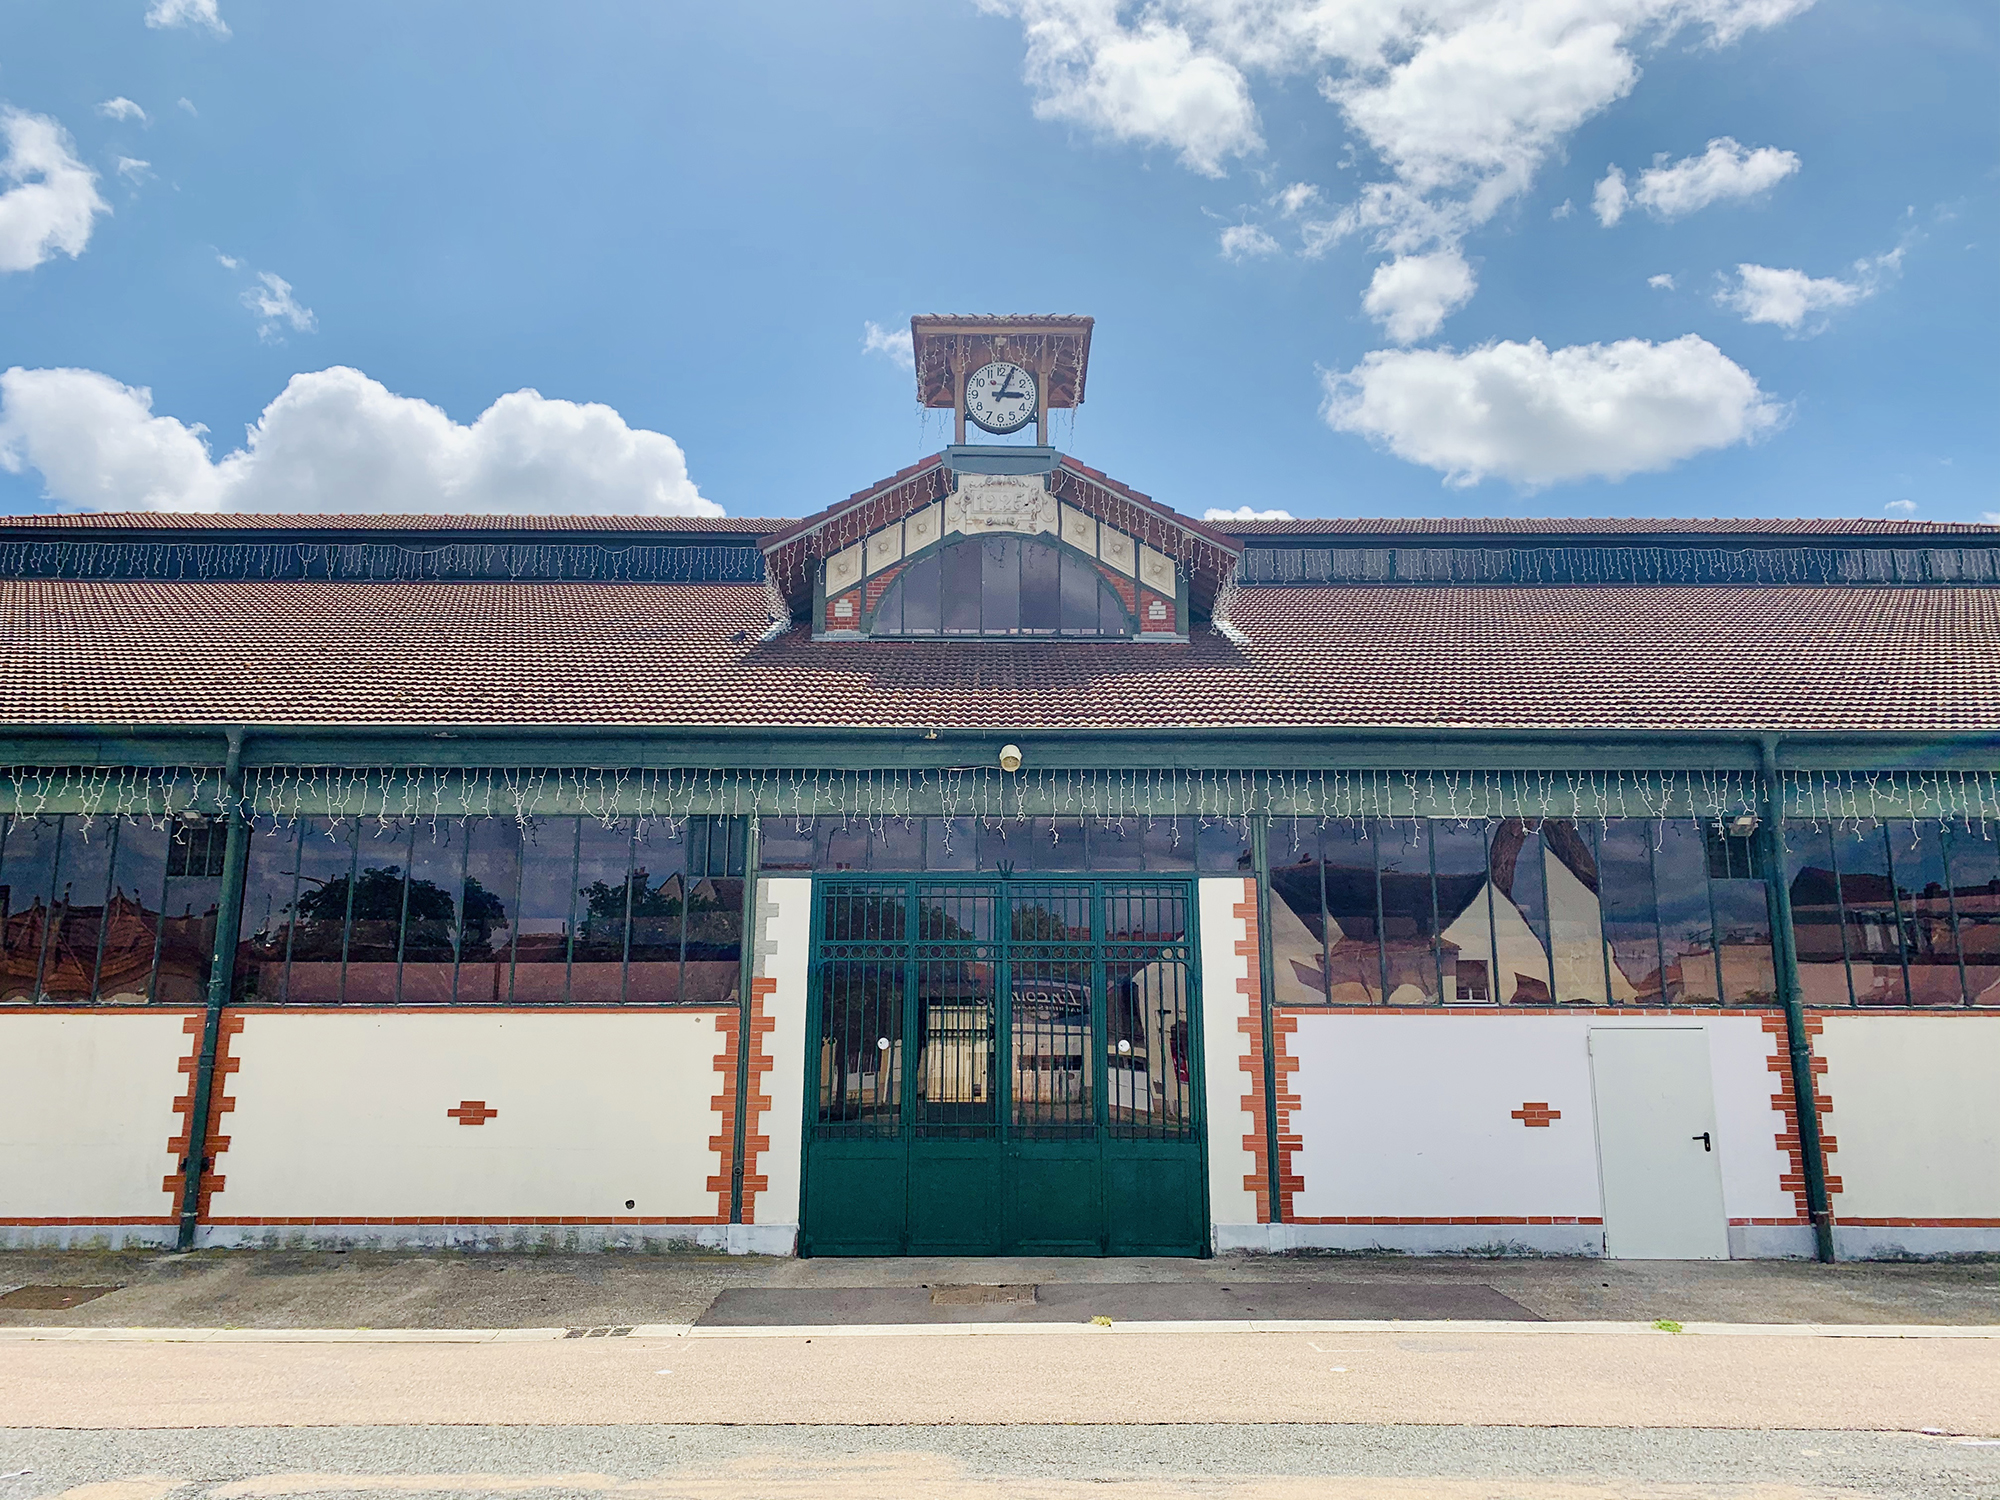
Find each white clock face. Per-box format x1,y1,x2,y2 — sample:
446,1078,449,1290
964,361,1038,435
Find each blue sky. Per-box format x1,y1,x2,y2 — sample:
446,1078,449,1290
0,0,1992,522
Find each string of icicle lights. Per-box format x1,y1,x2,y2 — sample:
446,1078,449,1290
8,765,2000,830
1241,544,2000,589
0,540,765,585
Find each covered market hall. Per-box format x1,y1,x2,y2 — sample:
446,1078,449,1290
2,315,1998,1262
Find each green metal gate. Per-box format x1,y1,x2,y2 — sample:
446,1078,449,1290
800,877,1206,1257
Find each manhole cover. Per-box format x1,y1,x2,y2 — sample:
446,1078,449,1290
930,1284,1037,1306
0,1285,119,1310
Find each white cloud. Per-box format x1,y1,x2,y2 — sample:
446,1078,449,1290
176,97,198,117
0,110,110,273
115,156,152,183
242,270,316,340
1361,247,1476,343
97,97,149,125
1322,334,1785,488
1648,272,1675,289
860,320,914,370
1597,137,1798,225
1205,505,1295,520
1715,262,1864,332
1883,499,1916,515
146,0,229,36
1551,198,1573,220
1220,222,1281,259
1272,181,1320,217
0,365,719,516
215,251,241,270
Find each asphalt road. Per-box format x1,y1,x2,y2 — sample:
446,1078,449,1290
3,1423,2000,1499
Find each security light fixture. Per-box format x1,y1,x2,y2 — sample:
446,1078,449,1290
998,743,1023,772
1726,814,1761,837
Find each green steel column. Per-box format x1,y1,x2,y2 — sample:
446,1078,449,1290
1248,800,1283,1226
176,729,249,1252
730,814,761,1227
1759,733,1835,1263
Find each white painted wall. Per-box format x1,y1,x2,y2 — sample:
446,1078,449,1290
1198,877,1261,1234
0,1012,189,1230
1818,1016,2000,1220
1288,1013,1794,1249
753,876,814,1235
214,1011,726,1222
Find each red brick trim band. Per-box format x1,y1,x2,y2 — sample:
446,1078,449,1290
707,975,776,1224
1235,881,1302,1224
1730,1216,1810,1226
1285,1215,1605,1226
1,1217,178,1226
163,1012,243,1221
1277,1006,1788,1018
1837,1217,2000,1228
1762,1014,1839,1223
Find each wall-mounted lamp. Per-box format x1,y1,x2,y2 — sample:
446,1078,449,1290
998,743,1023,773
1725,813,1761,837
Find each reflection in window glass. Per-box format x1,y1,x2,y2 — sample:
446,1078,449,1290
0,816,60,1003
1946,824,2000,1006
100,818,169,1005
512,819,579,1003
42,818,118,1003
288,820,358,1003
1267,827,1327,1004
1891,820,1962,1006
1655,819,1718,1004
1433,823,1492,1003
1830,820,1904,1006
943,542,982,634
980,536,1020,634
399,821,466,1004
1598,821,1663,1002
1784,822,1850,1007
342,823,411,1005
924,817,978,871
1320,821,1382,1006
627,822,687,1004
681,819,745,1007
1377,821,1441,1004
233,821,301,1004
457,818,518,1003
1541,820,1622,1004
1020,540,1060,633
1488,820,1553,1004
570,820,634,1005
157,824,223,1006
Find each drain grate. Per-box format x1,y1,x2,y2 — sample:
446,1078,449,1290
929,1284,1038,1307
0,1285,120,1310
563,1326,634,1338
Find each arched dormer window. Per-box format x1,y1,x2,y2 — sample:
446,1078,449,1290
868,533,1134,637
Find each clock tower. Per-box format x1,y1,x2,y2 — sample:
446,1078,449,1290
911,314,1094,445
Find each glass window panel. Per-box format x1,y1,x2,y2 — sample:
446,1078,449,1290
868,818,925,872
1106,954,1190,1136
1598,820,1664,1003
923,817,978,872
1142,817,1195,872
1891,820,1962,1006
683,866,744,1007
915,952,996,1132
233,820,301,1004
1830,820,1905,1006
455,818,518,1003
1024,818,1090,872
898,553,941,635
1784,822,1851,1007
980,536,1021,634
1197,819,1251,874
1489,819,1554,1004
1059,550,1100,634
918,885,991,943
626,822,687,1004
156,822,225,1006
1433,822,1493,1004
1377,820,1440,1004
1020,541,1060,633
870,570,901,634
41,817,117,1003
1712,874,1777,1005
1011,952,1092,1137
1946,824,2000,1006
942,543,982,634
758,817,817,872
569,819,634,1005
1654,819,1720,1004
816,954,904,1132
0,815,61,1004
815,819,870,872
512,818,579,1003
1318,820,1382,1006
1267,830,1328,1004
1100,582,1130,637
978,819,1032,873
98,818,169,1005
1103,884,1188,943
286,819,359,1004
342,822,412,1005
396,820,465,1005
1088,820,1148,872
1538,820,1615,1005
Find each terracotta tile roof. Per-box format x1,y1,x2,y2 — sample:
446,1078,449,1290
1223,517,2000,537
4,579,1998,734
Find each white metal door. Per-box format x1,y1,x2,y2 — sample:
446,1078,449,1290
1588,1028,1729,1259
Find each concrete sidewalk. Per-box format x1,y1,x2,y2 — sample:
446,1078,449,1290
1,1250,1995,1331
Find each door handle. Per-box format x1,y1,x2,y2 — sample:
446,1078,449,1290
1692,1132,1712,1152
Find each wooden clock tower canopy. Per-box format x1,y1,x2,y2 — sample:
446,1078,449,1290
912,314,1094,445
